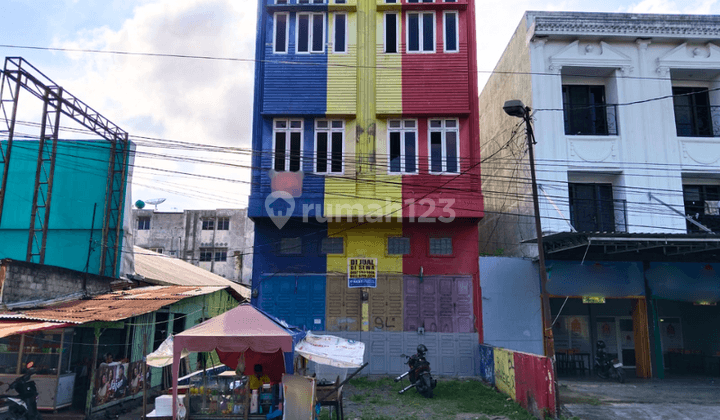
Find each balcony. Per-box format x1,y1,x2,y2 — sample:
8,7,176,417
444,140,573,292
673,105,720,137
569,197,628,233
563,103,618,136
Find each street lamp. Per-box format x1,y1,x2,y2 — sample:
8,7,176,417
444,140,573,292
502,100,555,360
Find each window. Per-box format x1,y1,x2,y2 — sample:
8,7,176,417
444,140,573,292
273,12,289,54
279,237,302,255
443,11,458,53
429,237,452,255
335,0,346,3
214,249,228,262
384,13,398,54
202,219,215,230
217,217,229,230
408,0,435,2
297,13,325,53
275,0,288,3
315,120,344,174
683,184,720,232
673,87,714,137
333,13,346,53
387,237,411,255
299,0,325,3
137,217,150,230
562,85,613,135
428,119,459,173
149,247,163,254
199,248,213,262
320,237,344,254
568,183,616,232
388,120,417,174
407,12,435,53
384,0,397,3
274,119,303,172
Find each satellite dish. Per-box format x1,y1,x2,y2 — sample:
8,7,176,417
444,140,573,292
144,198,166,210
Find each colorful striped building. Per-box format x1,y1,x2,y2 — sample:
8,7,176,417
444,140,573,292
249,0,484,349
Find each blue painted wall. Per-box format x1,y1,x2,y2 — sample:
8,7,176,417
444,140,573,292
0,140,128,276
479,257,544,355
262,8,328,115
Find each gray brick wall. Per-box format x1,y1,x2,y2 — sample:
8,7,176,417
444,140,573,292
1,259,113,304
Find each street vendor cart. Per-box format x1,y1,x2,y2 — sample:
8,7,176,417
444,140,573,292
170,304,303,420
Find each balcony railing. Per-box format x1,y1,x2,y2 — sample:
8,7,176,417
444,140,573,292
563,104,618,136
570,198,628,233
673,105,720,137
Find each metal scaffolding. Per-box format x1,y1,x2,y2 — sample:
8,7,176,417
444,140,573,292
0,57,129,278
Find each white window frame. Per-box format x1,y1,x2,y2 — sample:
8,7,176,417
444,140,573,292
296,12,326,54
314,119,345,174
273,12,289,54
332,12,348,54
273,118,304,172
387,119,418,175
443,11,459,53
406,11,436,54
384,12,399,54
428,118,460,174
408,0,435,3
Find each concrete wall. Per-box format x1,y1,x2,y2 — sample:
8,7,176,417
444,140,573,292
133,209,254,285
477,15,535,258
320,331,479,377
0,259,112,304
479,257,543,355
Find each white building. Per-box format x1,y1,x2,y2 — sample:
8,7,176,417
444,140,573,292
479,12,720,379
133,208,254,285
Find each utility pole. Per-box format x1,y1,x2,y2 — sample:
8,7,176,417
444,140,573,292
503,100,555,358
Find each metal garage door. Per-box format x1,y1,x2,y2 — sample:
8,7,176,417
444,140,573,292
368,275,403,331
404,275,474,333
258,275,326,331
326,275,362,331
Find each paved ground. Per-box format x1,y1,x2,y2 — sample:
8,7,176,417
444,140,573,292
560,374,720,420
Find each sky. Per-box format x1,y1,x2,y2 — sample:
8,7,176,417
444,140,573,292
1,0,719,211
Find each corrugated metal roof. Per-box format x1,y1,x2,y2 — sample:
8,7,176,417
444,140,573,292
0,321,71,338
133,247,250,300
0,286,223,324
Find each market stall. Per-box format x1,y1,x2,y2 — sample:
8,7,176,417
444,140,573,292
170,304,304,420
0,327,75,411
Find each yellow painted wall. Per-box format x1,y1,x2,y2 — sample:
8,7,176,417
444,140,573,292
494,348,517,400
327,11,357,114
326,221,402,274
375,7,402,115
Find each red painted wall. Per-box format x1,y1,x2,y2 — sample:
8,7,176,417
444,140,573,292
513,351,557,418
402,117,482,219
403,220,481,335
401,6,470,115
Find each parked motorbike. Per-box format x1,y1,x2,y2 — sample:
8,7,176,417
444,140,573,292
0,362,42,420
594,340,625,383
393,345,437,398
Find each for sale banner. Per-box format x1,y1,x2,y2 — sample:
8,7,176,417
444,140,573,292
348,258,377,288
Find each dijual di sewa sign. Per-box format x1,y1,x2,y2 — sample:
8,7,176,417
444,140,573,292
348,258,377,288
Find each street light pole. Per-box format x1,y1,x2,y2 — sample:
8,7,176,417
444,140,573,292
502,100,555,359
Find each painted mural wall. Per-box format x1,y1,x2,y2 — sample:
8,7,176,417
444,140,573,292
479,344,556,419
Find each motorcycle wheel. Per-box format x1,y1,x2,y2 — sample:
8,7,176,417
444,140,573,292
595,367,609,379
615,367,625,384
419,375,433,398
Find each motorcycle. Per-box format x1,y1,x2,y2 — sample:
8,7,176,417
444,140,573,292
393,345,437,398
594,340,625,384
0,362,42,420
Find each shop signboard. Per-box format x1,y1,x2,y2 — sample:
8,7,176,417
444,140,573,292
582,296,606,304
348,258,377,288
93,361,147,407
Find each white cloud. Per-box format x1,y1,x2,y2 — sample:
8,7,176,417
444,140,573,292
54,0,257,210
